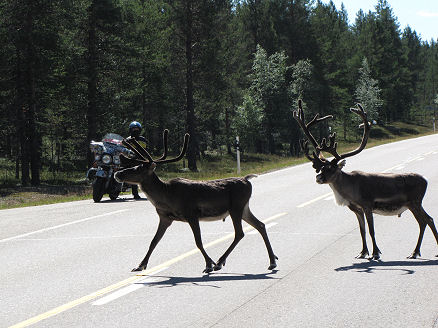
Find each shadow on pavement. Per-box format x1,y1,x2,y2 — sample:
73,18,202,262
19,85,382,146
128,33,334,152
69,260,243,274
137,270,279,288
334,258,438,275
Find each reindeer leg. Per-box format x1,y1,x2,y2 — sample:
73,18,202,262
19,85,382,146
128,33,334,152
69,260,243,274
409,204,438,258
242,205,278,270
132,216,172,272
408,213,426,259
214,213,245,271
187,218,216,273
348,205,369,259
364,209,381,260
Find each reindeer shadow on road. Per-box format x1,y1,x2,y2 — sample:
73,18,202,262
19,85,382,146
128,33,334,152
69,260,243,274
136,270,279,289
334,258,438,275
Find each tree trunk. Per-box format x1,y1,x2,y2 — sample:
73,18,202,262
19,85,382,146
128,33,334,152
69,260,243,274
14,47,24,182
86,1,98,168
185,0,197,171
225,106,232,154
141,63,153,147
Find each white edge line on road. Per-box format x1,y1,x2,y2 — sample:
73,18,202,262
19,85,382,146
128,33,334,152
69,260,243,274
0,209,129,243
8,212,287,328
91,267,169,306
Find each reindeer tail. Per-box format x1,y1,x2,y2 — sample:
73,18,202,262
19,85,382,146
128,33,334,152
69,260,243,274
244,174,258,180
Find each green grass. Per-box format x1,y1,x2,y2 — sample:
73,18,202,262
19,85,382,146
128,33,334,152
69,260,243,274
0,121,436,210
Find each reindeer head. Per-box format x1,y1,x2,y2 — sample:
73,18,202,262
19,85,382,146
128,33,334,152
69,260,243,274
293,100,370,185
114,129,189,185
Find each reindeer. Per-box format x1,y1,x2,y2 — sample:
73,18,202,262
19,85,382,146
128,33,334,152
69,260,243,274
114,130,278,273
293,100,438,260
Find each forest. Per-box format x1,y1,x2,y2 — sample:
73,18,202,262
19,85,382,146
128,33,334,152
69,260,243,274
1,0,437,186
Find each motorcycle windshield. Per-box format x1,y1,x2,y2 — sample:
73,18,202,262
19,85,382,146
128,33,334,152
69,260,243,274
102,133,123,146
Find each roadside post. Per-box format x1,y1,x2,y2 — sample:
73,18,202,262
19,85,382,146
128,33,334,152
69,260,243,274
236,136,241,174
426,105,437,133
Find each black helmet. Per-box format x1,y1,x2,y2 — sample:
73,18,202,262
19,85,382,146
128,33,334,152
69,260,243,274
129,121,142,138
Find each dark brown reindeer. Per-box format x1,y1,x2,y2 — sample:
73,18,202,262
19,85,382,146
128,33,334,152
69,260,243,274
114,130,278,273
293,100,438,260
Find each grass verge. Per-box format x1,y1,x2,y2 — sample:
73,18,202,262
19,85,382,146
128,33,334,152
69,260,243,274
0,122,435,210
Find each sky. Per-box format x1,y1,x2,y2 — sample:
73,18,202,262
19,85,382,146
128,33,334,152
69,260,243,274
321,0,438,42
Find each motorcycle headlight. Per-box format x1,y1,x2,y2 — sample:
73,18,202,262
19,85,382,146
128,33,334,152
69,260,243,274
113,155,120,165
95,155,101,161
102,154,112,164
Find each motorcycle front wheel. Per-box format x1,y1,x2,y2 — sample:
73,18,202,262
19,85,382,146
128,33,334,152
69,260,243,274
92,177,106,202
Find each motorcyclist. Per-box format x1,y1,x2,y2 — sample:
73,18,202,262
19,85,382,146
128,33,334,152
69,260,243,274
127,121,147,200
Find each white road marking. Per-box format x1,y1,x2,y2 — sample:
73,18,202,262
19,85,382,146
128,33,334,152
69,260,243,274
0,210,129,243
8,213,288,328
248,222,278,235
92,267,168,306
297,192,332,208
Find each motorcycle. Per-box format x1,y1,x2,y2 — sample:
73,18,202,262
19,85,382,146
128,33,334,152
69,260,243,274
86,133,134,202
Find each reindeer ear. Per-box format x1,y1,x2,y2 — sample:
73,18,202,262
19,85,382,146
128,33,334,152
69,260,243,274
338,159,346,169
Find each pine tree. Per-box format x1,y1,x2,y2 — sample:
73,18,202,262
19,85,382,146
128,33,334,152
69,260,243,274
235,45,291,154
355,58,383,122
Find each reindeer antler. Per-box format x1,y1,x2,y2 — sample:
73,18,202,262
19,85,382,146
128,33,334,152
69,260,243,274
122,138,152,162
293,99,333,151
319,132,341,160
123,130,189,165
293,101,371,167
122,138,154,162
293,100,333,171
157,129,169,161
336,103,370,161
156,133,189,164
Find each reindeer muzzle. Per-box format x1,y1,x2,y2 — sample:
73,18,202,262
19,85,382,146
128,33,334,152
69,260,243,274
316,173,325,184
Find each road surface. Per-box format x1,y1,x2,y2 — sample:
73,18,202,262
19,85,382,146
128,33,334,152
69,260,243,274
1,134,438,327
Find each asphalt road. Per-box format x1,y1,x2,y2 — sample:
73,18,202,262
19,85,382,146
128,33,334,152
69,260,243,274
1,134,438,328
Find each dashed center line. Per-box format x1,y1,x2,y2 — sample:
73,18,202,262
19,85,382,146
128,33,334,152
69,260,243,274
248,222,278,235
9,212,288,328
92,267,169,306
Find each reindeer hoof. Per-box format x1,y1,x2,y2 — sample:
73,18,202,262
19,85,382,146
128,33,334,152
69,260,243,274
203,261,216,274
407,252,420,259
268,263,277,270
368,254,380,261
203,267,214,274
355,251,369,259
213,264,223,271
214,260,225,271
131,266,146,272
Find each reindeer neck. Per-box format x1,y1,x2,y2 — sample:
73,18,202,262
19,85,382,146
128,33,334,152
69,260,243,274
139,172,167,198
328,170,354,207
